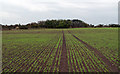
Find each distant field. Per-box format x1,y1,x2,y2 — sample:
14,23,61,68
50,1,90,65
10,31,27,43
2,28,118,72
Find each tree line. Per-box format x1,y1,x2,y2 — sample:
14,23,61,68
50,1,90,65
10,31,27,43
1,19,120,30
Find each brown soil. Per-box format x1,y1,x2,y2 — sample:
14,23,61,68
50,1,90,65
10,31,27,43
59,31,68,72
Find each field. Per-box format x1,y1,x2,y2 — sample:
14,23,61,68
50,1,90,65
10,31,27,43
2,28,118,72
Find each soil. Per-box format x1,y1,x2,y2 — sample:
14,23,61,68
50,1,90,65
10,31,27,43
59,31,69,72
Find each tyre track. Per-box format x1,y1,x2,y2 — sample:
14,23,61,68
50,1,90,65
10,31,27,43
68,31,118,72
59,30,68,72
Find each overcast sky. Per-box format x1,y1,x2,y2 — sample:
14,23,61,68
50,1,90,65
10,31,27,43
0,0,119,25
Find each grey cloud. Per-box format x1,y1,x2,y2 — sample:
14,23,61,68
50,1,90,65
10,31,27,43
0,0,119,25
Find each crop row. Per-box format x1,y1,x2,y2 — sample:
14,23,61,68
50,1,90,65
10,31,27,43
2,31,62,72
68,29,118,66
65,31,111,72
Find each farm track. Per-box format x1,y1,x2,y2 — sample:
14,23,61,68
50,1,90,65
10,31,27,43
59,31,68,72
68,31,118,72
